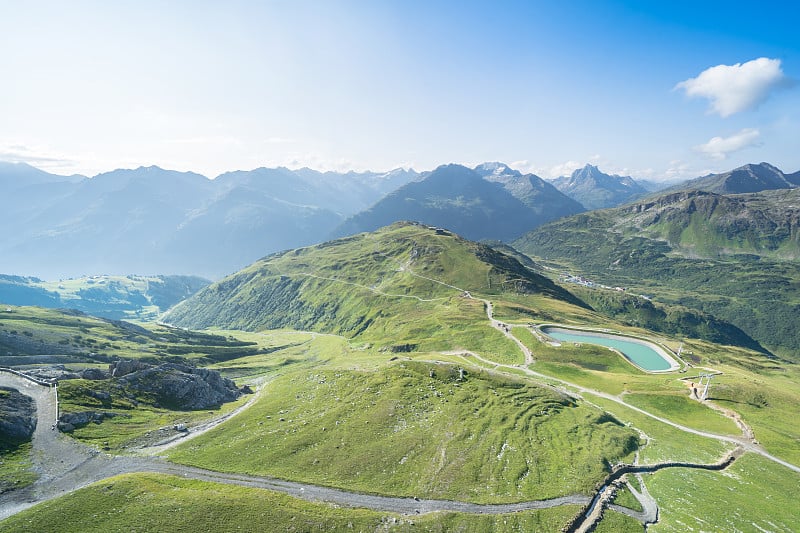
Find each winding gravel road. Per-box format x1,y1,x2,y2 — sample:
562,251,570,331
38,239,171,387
0,370,604,522
3,255,798,528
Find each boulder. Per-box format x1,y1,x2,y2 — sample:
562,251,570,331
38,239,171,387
86,389,112,403
114,361,242,410
57,410,129,432
109,360,151,377
81,368,110,380
0,387,37,442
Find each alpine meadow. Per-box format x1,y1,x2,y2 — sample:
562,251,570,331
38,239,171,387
2,2,800,532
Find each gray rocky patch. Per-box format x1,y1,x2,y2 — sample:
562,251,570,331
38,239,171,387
109,360,151,378
57,410,130,432
80,368,110,380
112,360,246,410
0,387,37,442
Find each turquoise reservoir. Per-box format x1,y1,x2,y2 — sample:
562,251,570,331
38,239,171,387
542,327,674,372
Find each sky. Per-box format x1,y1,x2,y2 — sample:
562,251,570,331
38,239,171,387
1,0,798,180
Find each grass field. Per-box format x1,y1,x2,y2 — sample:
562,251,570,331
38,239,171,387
582,394,731,465
0,460,647,532
610,482,643,513
0,441,36,493
593,510,643,533
57,379,253,451
646,453,800,532
0,473,583,533
622,392,739,436
169,360,640,503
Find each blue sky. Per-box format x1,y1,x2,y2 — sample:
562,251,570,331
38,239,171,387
1,0,798,179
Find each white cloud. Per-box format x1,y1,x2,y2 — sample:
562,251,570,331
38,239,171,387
547,160,585,179
164,136,243,146
675,58,788,117
0,142,79,174
695,128,762,160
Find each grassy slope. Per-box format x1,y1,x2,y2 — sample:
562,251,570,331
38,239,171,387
0,473,581,533
510,324,800,462
0,441,36,493
0,305,262,365
513,203,800,358
646,453,800,532
56,379,252,451
169,360,639,503
163,222,580,363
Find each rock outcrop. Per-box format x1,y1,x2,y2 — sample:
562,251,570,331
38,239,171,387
112,360,244,410
57,410,129,433
80,367,110,380
0,387,36,442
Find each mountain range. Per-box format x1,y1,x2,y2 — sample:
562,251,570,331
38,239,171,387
0,163,417,280
2,160,798,282
333,163,584,241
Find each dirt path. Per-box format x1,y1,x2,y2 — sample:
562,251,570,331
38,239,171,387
0,372,98,483
136,381,266,455
3,256,798,528
1,371,618,521
565,446,744,532
454,350,798,474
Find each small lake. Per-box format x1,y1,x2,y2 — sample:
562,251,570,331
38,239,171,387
541,327,676,372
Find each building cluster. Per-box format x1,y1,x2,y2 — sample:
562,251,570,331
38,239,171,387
559,273,652,301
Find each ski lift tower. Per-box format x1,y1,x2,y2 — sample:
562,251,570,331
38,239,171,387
697,373,714,401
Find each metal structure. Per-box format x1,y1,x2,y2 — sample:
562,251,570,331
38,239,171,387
697,373,714,400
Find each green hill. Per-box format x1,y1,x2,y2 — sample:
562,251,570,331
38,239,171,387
163,222,584,362
621,189,800,260
165,221,761,357
169,360,639,503
514,188,800,358
0,306,261,367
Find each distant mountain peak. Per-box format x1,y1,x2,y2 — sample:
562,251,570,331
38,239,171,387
552,165,648,210
474,162,522,177
575,163,600,174
674,162,796,195
334,163,583,242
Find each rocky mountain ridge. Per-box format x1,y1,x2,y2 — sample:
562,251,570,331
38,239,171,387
669,162,799,195
0,163,418,280
550,164,652,210
333,164,584,242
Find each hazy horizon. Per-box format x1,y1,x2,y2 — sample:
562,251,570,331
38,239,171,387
1,1,797,181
